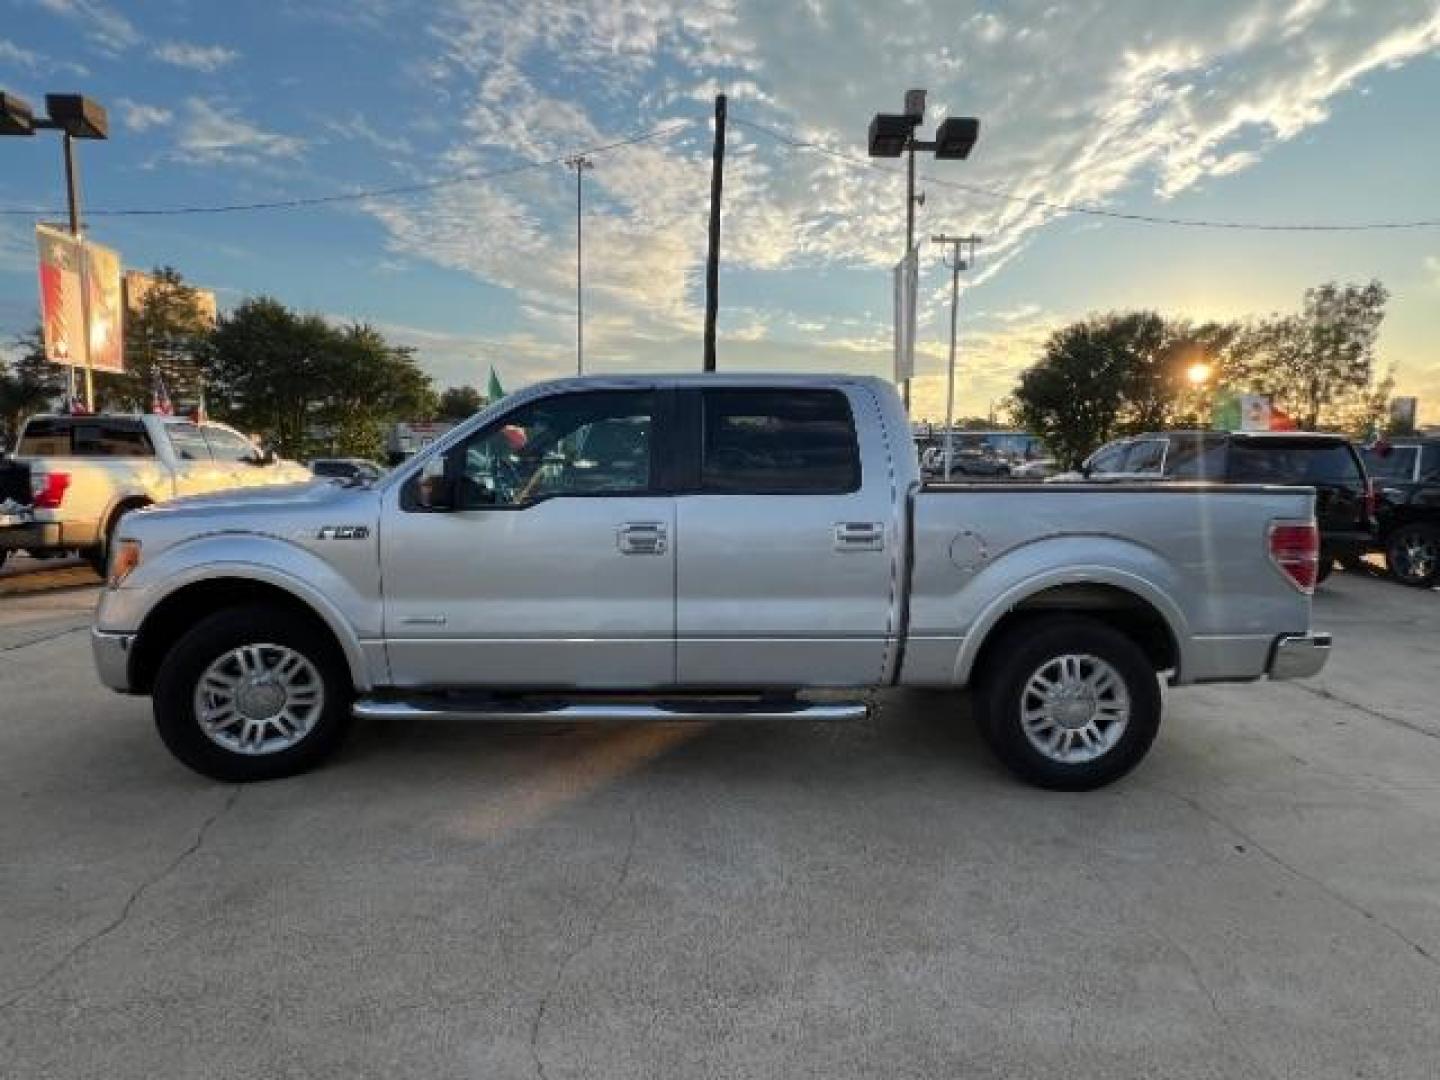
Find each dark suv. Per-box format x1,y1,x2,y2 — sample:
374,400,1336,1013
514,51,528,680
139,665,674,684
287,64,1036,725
1072,431,1375,581
1361,437,1440,588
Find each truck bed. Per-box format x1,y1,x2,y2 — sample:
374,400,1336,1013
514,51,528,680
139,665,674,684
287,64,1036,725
904,480,1317,686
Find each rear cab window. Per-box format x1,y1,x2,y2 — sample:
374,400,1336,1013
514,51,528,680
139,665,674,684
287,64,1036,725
17,418,154,457
698,388,860,494
1362,445,1419,483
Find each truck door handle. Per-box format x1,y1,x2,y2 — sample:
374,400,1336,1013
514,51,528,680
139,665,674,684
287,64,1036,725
618,522,667,555
834,521,884,552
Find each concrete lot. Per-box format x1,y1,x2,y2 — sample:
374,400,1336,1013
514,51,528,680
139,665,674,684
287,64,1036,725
1,568,1437,1079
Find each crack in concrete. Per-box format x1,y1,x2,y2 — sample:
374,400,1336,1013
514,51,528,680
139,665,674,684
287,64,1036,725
1288,681,1439,741
0,785,242,1013
0,623,89,654
528,806,640,1080
1151,784,1439,972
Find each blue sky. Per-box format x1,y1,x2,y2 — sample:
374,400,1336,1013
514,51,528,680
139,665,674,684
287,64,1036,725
2,0,1439,423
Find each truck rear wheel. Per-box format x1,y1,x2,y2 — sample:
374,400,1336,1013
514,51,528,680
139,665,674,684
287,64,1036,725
975,616,1161,791
153,605,352,782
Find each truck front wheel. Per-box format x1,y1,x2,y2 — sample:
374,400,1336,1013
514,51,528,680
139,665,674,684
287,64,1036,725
1386,524,1440,588
153,606,352,782
975,616,1162,791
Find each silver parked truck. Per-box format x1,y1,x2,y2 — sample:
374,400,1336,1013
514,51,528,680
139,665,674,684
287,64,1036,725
92,375,1330,790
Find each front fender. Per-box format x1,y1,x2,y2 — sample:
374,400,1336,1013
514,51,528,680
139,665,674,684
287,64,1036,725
946,535,1193,686
98,533,380,690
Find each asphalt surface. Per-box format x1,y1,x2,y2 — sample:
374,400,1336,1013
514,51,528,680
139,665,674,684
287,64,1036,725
1,566,1437,1079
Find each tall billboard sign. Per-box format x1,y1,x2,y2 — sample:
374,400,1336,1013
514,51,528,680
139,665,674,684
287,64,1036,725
36,223,124,376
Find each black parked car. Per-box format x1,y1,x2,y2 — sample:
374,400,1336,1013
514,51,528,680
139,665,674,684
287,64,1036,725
1064,430,1375,582
1361,437,1440,588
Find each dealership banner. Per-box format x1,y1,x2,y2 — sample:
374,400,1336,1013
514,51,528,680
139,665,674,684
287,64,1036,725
893,247,918,384
36,223,124,375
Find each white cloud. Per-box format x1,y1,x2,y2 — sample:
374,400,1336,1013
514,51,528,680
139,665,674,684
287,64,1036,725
1,35,89,75
152,41,240,72
35,0,140,53
359,0,1440,389
117,98,174,132
175,98,305,166
323,112,413,156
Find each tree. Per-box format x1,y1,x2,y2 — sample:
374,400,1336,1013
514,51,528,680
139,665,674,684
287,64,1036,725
204,299,436,459
1232,281,1388,431
1,327,67,446
113,266,214,412
436,385,485,421
1012,312,1177,468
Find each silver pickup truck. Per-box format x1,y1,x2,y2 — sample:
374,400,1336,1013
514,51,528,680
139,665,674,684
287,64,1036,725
92,374,1330,790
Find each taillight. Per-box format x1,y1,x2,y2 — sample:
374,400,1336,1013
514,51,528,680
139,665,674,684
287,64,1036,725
1269,521,1319,594
32,472,71,510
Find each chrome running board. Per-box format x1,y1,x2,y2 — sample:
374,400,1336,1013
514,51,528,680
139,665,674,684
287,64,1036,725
352,697,868,724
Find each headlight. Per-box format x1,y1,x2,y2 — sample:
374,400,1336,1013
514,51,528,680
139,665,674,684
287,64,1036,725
108,538,142,588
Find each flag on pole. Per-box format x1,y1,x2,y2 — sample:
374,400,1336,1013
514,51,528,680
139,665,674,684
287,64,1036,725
151,373,174,416
190,385,208,424
487,366,505,402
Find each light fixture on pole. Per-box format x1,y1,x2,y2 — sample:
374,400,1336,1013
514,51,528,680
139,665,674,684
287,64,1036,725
868,90,980,414
1,91,109,411
932,233,981,481
565,154,594,376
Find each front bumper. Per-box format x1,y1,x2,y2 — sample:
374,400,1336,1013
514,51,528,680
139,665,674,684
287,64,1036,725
1268,632,1332,680
91,628,136,692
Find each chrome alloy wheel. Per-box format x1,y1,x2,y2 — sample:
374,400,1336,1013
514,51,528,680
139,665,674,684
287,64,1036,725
1395,531,1438,582
1020,653,1131,764
193,644,325,755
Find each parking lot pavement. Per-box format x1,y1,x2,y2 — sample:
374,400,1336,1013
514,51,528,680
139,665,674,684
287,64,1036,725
1,573,1437,1079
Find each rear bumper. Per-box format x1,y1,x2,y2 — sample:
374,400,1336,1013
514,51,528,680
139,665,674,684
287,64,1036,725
1268,632,1332,680
91,628,136,693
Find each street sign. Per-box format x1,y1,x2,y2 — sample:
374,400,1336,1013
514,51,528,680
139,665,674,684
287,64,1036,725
36,223,124,375
893,248,918,385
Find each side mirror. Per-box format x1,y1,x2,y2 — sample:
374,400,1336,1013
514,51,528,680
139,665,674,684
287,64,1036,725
411,472,457,512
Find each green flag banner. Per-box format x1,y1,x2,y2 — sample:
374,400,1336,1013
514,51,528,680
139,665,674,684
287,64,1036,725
487,366,505,401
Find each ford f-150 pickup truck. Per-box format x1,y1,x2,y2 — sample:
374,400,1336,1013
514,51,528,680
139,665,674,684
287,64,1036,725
92,375,1331,790
1,413,311,574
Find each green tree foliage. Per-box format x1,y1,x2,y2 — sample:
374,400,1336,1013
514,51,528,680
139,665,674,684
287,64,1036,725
1014,282,1393,464
1229,280,1389,431
205,298,435,459
1,327,67,446
1012,312,1176,468
436,385,486,421
111,266,213,411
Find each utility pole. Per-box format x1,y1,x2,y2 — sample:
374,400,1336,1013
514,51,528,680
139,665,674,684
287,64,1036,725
565,155,593,376
931,233,981,481
703,93,727,372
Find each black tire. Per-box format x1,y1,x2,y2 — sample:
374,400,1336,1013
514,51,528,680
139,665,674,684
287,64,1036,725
0,549,7,572
153,605,352,782
1315,558,1334,584
975,615,1162,791
1337,553,1365,572
1386,524,1440,588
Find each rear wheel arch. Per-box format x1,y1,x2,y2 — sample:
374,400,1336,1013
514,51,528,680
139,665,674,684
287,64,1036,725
130,577,363,694
964,580,1183,686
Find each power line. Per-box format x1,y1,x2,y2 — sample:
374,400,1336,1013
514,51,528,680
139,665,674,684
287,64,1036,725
0,121,692,218
730,116,1440,232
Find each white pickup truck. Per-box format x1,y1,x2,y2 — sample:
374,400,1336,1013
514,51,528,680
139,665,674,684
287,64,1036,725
0,413,311,573
92,375,1330,790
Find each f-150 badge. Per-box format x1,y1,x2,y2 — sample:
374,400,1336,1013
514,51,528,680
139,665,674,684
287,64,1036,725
317,525,370,540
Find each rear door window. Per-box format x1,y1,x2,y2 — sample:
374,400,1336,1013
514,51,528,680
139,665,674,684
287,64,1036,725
1228,442,1362,487
1422,445,1440,482
71,420,154,457
1165,436,1225,480
1362,446,1419,483
1085,442,1128,476
700,388,860,494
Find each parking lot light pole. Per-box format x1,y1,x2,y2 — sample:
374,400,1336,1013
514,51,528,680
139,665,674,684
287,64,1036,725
932,233,981,481
0,92,110,411
868,92,980,414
